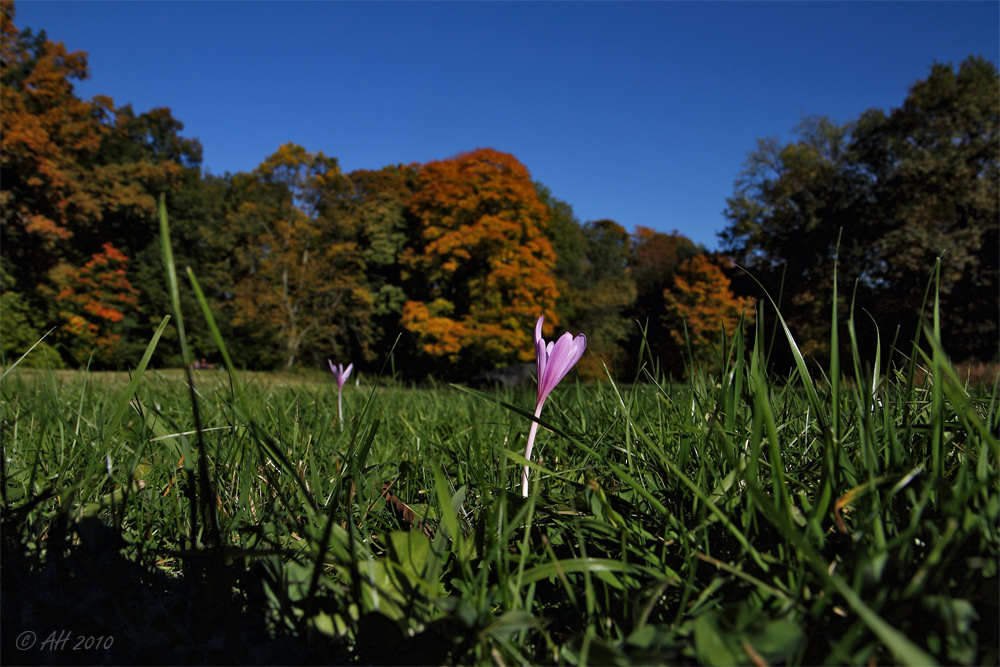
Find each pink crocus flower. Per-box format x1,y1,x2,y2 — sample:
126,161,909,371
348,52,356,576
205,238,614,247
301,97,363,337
523,316,586,497
328,361,353,431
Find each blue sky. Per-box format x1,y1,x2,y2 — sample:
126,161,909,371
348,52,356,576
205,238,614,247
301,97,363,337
14,1,999,249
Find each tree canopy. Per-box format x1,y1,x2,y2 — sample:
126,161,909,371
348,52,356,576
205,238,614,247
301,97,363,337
722,56,999,365
5,2,990,378
663,255,753,375
0,2,201,367
227,144,374,369
400,148,560,371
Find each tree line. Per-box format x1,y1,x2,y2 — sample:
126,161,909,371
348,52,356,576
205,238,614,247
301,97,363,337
2,3,996,380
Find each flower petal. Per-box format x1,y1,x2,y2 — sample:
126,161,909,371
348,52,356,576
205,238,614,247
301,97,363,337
537,332,587,403
535,316,548,385
329,360,353,388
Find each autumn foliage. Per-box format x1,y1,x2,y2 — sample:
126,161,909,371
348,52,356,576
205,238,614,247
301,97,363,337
662,255,753,373
400,148,560,365
631,226,700,298
52,242,139,364
625,226,703,374
227,144,374,369
0,3,181,255
1,1,108,246
1,2,192,367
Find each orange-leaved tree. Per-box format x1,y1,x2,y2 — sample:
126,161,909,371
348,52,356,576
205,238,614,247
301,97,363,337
1,3,195,367
1,4,181,271
400,148,560,368
631,226,701,299
1,1,111,249
51,242,140,365
662,254,754,374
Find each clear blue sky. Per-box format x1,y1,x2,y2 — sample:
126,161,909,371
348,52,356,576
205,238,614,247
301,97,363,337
13,1,999,249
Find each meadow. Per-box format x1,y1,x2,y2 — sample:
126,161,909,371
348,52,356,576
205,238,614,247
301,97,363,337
2,302,998,666
2,207,998,666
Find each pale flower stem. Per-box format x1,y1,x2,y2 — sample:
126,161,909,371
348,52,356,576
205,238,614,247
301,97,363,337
338,389,344,432
522,403,545,497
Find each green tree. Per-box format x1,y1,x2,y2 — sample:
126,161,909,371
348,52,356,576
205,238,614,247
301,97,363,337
329,164,419,356
850,56,998,361
229,144,373,369
127,172,228,368
722,56,998,364
538,181,636,379
86,103,211,367
627,227,701,373
576,220,637,375
0,266,63,367
721,116,860,360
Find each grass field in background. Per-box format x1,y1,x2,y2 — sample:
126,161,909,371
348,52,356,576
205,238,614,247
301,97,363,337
2,319,997,665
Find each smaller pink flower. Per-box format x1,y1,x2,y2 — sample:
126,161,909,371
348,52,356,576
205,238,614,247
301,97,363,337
329,361,353,430
523,316,586,497
329,361,353,389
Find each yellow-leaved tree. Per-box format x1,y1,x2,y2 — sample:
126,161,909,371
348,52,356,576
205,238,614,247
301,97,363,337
230,144,373,368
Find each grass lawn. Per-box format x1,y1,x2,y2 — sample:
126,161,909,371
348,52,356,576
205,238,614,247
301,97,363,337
2,316,997,666
2,228,997,664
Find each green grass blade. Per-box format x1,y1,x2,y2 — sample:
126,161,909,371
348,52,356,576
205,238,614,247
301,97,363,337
104,315,171,437
0,326,57,382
